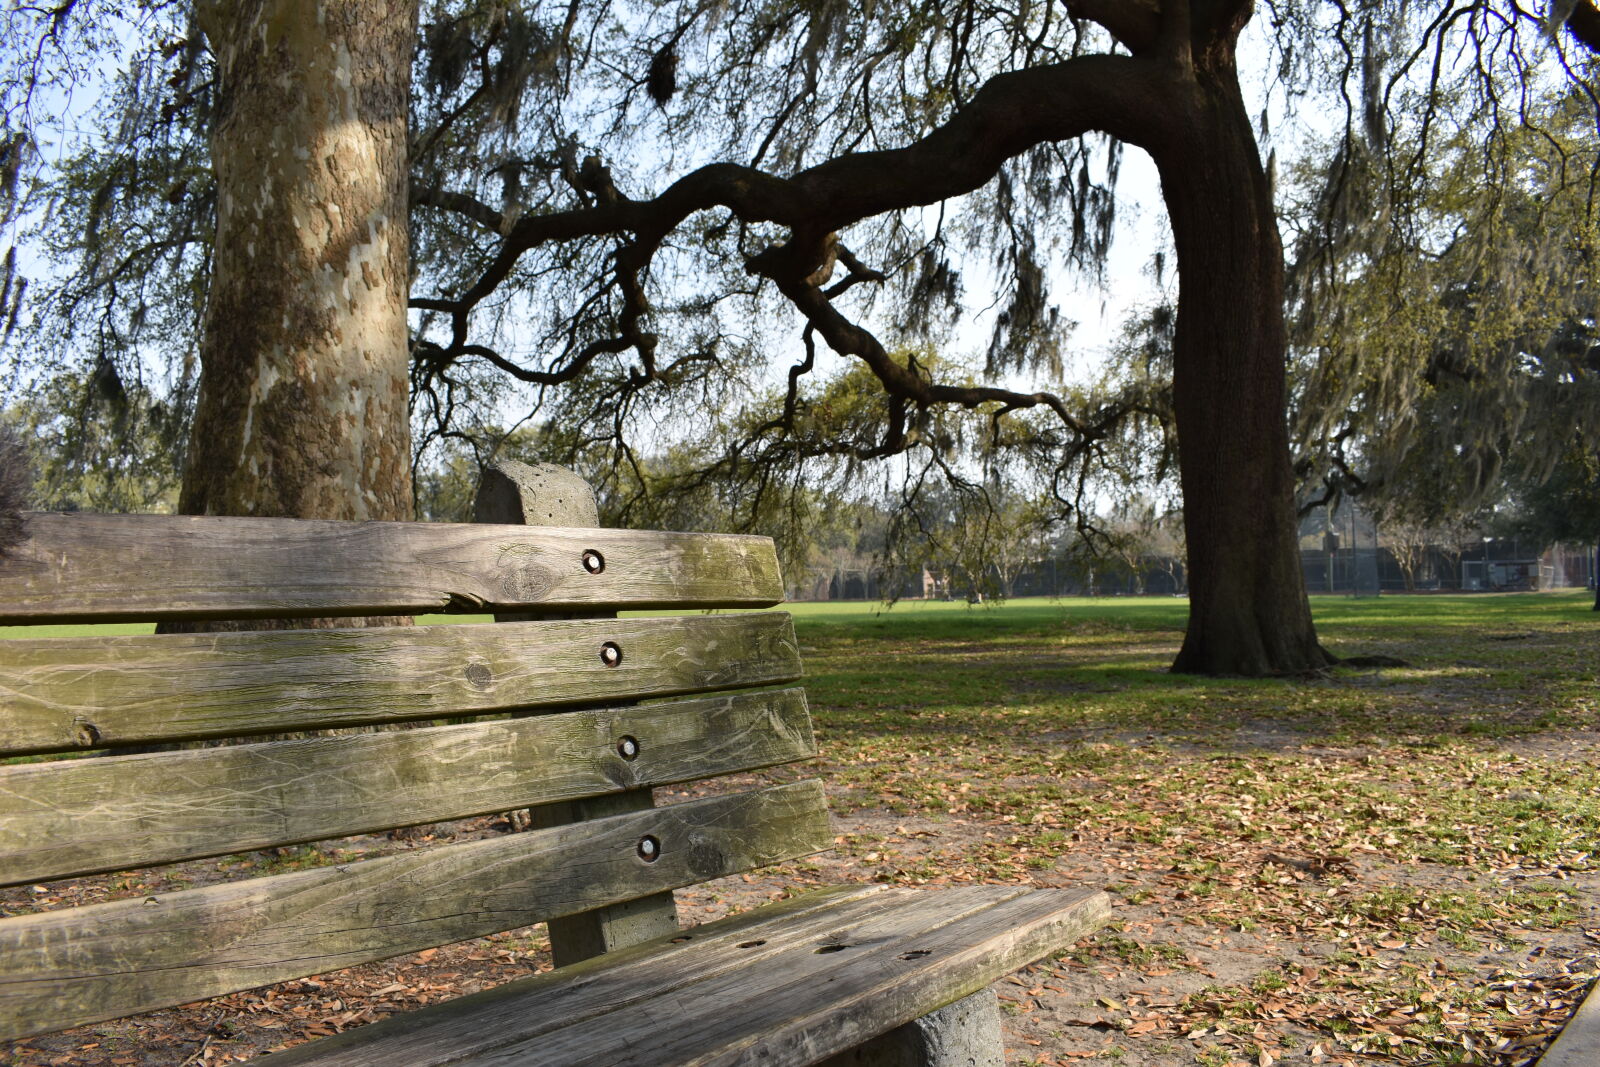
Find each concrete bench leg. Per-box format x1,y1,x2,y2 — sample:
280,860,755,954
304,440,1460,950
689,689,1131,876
817,988,1004,1067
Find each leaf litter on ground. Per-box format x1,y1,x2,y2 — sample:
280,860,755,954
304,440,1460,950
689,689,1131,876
3,592,1598,1066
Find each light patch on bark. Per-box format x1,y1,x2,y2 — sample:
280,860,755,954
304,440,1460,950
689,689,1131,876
182,0,417,524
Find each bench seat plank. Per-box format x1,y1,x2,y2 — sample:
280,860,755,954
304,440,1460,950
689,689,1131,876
0,513,784,623
0,781,831,1040
269,885,914,1063
269,885,1113,1067
0,613,801,754
0,688,814,886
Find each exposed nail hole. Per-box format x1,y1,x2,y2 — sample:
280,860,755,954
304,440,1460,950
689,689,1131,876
738,939,767,949
637,834,661,862
600,641,622,667
582,549,605,574
617,735,640,760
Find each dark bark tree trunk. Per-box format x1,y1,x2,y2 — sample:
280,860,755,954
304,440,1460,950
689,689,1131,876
183,0,416,529
1153,52,1335,675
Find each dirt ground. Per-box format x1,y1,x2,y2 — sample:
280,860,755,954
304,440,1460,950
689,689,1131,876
5,731,1597,1067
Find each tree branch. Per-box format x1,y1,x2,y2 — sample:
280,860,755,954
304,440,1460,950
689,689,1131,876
409,52,1172,466
1565,0,1600,52
411,53,1163,345
412,186,505,232
1062,0,1159,53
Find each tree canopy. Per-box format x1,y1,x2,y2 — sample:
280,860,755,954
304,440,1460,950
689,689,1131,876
1287,84,1600,532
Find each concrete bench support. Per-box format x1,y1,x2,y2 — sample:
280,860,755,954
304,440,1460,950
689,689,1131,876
818,989,1005,1067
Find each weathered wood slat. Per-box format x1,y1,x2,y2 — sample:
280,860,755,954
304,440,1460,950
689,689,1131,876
0,512,783,623
648,888,1108,1067
533,786,683,968
0,781,831,1041
0,689,814,886
0,612,800,755
268,886,1113,1067
268,885,911,1064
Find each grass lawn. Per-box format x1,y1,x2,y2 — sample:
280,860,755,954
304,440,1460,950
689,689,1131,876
786,590,1598,742
4,591,1597,1066
746,591,1600,1066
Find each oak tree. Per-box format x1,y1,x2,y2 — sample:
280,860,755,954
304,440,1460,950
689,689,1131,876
7,0,1599,673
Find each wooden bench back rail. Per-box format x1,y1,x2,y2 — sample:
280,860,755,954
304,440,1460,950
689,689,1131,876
0,511,784,624
0,506,830,1043
0,687,816,886
0,612,802,755
0,781,830,1040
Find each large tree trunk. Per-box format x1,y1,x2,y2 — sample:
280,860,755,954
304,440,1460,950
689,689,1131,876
1155,54,1335,676
157,0,418,667
182,0,416,528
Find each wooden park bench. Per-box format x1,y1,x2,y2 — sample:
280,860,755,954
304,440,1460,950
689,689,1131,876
0,461,1109,1065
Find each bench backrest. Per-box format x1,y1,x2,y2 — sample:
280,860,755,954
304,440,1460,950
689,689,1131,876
0,477,829,1041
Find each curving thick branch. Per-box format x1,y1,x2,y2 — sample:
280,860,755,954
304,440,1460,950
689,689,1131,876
1565,0,1600,51
410,50,1170,460
1063,0,1160,53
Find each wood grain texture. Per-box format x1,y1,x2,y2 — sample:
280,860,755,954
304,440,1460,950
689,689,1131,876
0,689,814,886
0,512,783,623
268,886,1113,1067
268,885,904,1065
466,887,1110,1067
0,612,800,755
0,781,831,1041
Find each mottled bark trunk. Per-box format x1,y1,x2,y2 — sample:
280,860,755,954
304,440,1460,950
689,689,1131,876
1154,57,1334,676
166,0,418,654
183,0,416,527
142,3,421,757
